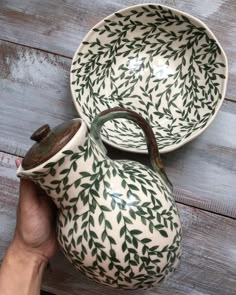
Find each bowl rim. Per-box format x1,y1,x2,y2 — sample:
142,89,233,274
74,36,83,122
70,3,228,154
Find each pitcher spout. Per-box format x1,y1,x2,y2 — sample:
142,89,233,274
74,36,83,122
16,119,89,208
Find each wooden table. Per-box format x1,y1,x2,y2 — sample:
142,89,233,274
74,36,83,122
0,1,235,294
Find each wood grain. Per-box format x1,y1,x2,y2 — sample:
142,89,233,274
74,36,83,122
0,40,76,156
0,152,235,295
0,0,235,100
0,2,235,294
0,40,235,217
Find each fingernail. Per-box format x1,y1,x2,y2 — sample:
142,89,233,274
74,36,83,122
15,158,22,168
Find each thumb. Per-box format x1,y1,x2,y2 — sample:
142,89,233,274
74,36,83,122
15,158,41,206
15,157,23,168
16,157,56,211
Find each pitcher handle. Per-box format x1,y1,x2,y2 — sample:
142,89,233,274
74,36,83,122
90,107,172,188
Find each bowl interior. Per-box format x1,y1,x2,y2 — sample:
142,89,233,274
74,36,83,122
71,4,227,153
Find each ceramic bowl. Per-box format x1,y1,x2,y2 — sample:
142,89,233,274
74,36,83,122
70,4,228,153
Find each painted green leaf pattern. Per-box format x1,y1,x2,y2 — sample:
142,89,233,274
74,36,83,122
29,133,182,289
71,4,227,153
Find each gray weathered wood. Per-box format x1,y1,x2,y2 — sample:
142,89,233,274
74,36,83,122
0,40,235,217
0,0,235,100
0,151,235,295
0,40,76,156
1,2,236,294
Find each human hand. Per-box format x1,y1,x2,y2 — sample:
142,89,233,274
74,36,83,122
0,158,59,295
12,158,59,263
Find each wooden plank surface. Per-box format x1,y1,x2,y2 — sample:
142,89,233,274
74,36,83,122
0,2,236,295
0,151,235,295
0,40,235,218
0,40,75,156
0,0,235,100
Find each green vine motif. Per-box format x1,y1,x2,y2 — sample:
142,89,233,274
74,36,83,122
58,159,181,288
71,4,226,152
27,133,181,288
30,145,89,195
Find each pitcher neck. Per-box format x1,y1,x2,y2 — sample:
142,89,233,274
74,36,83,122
16,119,89,207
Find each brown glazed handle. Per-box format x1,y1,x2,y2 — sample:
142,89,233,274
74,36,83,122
90,108,172,188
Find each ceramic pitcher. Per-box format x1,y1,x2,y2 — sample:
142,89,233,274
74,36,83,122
17,108,182,289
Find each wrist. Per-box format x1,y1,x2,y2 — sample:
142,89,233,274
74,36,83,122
0,241,47,295
8,239,48,269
